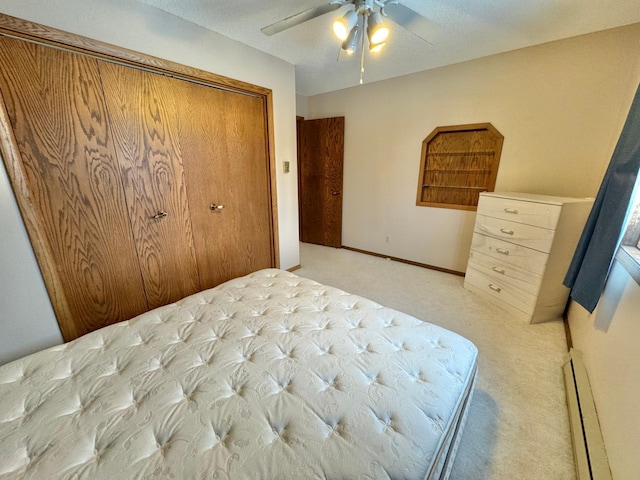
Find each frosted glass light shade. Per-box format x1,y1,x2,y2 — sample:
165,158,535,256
333,10,358,40
367,12,389,44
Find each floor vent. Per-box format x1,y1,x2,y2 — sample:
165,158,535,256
562,348,612,480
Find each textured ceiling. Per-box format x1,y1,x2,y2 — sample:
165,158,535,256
138,0,640,96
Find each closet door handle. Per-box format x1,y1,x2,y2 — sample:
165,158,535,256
500,228,515,235
210,204,225,212
488,284,502,293
496,248,510,256
152,211,168,220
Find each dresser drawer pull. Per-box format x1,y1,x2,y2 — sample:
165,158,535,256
492,266,506,274
500,228,515,235
504,208,519,214
496,248,510,256
488,284,502,293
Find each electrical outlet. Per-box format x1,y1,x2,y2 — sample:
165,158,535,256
385,235,390,244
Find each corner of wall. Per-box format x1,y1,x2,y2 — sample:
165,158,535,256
296,94,309,118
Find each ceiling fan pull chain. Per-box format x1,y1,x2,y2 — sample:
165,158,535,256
359,15,366,84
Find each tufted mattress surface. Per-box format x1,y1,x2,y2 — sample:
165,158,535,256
0,269,477,480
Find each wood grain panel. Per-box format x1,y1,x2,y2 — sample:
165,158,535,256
0,14,270,98
178,83,274,288
416,123,503,210
298,117,344,247
0,36,148,340
99,62,200,308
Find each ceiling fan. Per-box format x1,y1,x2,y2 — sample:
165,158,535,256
261,0,440,56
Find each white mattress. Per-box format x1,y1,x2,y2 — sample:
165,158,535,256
0,269,478,479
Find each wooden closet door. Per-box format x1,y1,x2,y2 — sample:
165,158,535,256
98,63,201,308
0,37,148,340
178,83,274,288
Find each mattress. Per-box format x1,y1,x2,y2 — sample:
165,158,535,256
0,269,478,480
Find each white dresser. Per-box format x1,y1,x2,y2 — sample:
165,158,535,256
464,192,593,323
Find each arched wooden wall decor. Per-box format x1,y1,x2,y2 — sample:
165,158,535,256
415,123,503,211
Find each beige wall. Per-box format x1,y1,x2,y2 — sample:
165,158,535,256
296,94,309,118
568,263,640,480
307,24,640,272
0,0,299,363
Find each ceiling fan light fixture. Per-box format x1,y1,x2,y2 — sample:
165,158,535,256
366,11,389,45
341,24,360,55
333,10,358,41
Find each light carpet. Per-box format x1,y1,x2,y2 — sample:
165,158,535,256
295,243,575,479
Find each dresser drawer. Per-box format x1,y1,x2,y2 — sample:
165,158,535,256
465,266,537,315
467,250,542,296
467,192,592,323
470,233,548,275
477,195,562,229
474,214,555,253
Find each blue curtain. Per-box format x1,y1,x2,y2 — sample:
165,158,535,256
564,83,640,313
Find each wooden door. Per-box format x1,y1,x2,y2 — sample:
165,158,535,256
297,117,344,247
0,37,148,340
178,82,274,288
99,63,201,309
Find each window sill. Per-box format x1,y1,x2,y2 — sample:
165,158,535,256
615,245,640,286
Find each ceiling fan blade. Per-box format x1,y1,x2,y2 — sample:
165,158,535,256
261,2,346,36
381,2,442,44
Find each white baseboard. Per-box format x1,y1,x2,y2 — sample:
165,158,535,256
562,348,612,480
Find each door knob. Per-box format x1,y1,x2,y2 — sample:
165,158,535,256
210,204,225,212
332,191,341,195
